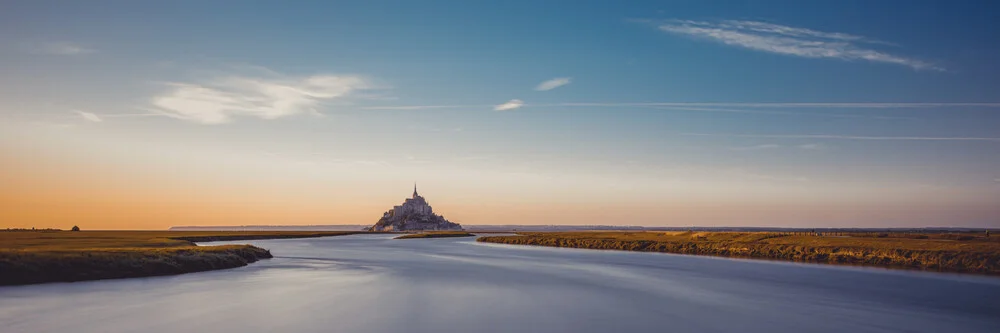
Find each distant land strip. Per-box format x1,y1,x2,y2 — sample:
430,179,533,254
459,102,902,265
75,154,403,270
170,225,997,233
394,231,475,239
0,231,360,286
477,231,1000,275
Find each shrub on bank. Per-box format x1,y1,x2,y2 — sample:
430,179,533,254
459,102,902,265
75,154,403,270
476,232,1000,275
0,245,272,285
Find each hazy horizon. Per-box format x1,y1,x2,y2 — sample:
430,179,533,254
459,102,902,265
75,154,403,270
2,1,999,230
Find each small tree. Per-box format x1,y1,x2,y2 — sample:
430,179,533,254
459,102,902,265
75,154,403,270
71,225,80,232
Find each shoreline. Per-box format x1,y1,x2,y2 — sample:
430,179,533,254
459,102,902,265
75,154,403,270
0,231,361,286
1,245,273,286
476,232,1000,276
394,231,474,239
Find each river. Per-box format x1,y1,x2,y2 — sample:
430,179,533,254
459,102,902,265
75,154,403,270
1,234,998,333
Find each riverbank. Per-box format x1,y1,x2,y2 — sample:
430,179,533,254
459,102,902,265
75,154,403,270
477,231,1000,275
394,231,474,239
0,231,359,285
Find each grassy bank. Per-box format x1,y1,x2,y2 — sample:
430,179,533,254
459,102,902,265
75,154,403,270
0,231,358,285
477,231,1000,275
394,231,474,239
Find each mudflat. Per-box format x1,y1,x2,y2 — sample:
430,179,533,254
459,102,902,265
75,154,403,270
0,230,358,285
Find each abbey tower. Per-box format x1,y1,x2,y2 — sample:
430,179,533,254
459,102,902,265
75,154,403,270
369,184,463,232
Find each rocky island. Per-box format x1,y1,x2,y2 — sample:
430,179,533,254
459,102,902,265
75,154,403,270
369,185,463,232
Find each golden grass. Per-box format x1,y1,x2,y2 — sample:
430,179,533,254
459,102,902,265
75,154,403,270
477,231,1000,275
393,231,474,239
0,230,359,250
0,230,358,285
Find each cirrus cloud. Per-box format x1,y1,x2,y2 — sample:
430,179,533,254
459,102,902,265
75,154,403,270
494,99,525,111
71,110,102,122
797,143,824,150
149,73,373,124
653,19,942,71
535,77,572,91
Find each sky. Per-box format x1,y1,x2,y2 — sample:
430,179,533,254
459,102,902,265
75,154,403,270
1,0,999,229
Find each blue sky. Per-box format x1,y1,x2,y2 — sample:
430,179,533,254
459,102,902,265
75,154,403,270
1,1,998,228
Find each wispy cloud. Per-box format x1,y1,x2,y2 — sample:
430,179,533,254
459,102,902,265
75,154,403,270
364,104,486,110
678,133,1000,141
71,110,102,122
552,102,1000,108
644,106,910,120
730,144,781,151
535,77,572,91
36,42,97,55
652,19,942,71
494,99,525,111
730,143,827,151
149,72,374,124
367,102,1000,111
721,20,889,44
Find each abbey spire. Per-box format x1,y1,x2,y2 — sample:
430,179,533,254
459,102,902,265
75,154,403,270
370,184,463,231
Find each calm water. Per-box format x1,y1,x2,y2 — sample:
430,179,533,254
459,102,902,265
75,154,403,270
2,234,999,333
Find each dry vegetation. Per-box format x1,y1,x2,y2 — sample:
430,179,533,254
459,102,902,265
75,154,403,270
394,231,474,239
0,230,358,285
477,231,1000,275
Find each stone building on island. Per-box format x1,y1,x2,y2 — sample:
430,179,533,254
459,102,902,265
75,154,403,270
369,184,463,232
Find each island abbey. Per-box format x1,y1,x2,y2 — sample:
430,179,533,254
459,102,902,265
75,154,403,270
369,184,463,232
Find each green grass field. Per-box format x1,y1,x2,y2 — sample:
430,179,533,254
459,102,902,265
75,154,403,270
477,231,1000,275
0,230,358,285
393,231,474,239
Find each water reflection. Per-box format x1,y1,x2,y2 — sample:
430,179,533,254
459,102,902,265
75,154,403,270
2,234,998,333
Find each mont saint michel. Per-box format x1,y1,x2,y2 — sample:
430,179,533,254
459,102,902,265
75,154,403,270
369,185,463,232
